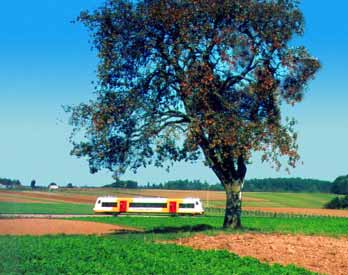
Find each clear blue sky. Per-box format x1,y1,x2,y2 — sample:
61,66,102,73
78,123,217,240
0,1,347,186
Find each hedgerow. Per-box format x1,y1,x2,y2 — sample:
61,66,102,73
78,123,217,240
0,235,316,275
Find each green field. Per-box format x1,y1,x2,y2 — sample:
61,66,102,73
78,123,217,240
71,215,348,237
0,189,339,213
3,214,345,274
0,202,92,214
80,189,337,209
0,235,316,275
205,192,338,209
3,204,347,274
244,192,338,208
0,190,340,216
0,189,348,275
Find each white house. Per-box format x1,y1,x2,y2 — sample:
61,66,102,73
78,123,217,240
48,183,59,190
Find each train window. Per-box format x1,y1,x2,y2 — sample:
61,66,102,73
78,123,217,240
101,202,117,207
98,200,101,204
195,201,199,205
129,202,167,208
179,203,195,208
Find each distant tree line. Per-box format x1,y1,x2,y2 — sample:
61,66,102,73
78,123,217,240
145,180,211,190
0,178,21,188
145,178,332,193
103,177,335,193
104,179,138,189
243,178,332,193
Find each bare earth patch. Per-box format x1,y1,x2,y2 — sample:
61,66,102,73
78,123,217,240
169,233,348,275
0,219,140,235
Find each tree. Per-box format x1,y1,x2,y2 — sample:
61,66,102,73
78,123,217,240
30,179,36,189
67,0,320,228
0,178,21,189
331,175,348,195
66,183,74,188
104,179,138,188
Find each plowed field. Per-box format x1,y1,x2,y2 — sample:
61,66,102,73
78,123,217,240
0,219,140,235
0,191,95,204
169,233,348,275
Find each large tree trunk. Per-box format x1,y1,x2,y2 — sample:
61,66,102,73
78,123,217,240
198,138,247,228
223,179,243,229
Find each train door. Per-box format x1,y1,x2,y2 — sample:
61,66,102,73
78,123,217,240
169,201,177,214
119,200,127,213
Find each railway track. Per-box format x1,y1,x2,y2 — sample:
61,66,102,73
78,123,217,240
0,214,111,218
0,213,179,218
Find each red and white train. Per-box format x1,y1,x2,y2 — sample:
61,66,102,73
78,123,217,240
93,196,204,215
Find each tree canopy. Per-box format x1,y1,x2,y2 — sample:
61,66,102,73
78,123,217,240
30,179,36,189
67,0,320,227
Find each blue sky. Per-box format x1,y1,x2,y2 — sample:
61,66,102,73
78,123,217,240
0,1,347,186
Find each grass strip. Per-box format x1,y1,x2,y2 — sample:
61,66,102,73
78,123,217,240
71,215,348,237
0,202,93,215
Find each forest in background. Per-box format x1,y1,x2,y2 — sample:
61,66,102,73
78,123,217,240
3,176,348,194
106,177,342,193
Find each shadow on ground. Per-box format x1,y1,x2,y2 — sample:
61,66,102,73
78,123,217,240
149,224,215,233
110,224,216,235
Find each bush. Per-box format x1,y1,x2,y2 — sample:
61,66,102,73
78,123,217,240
324,195,348,209
331,175,348,194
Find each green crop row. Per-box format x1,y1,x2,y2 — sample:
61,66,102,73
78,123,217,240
71,215,348,237
0,235,316,275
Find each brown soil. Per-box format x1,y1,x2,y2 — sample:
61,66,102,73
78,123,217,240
0,191,96,204
169,233,348,275
244,207,348,217
0,218,140,235
0,195,50,204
